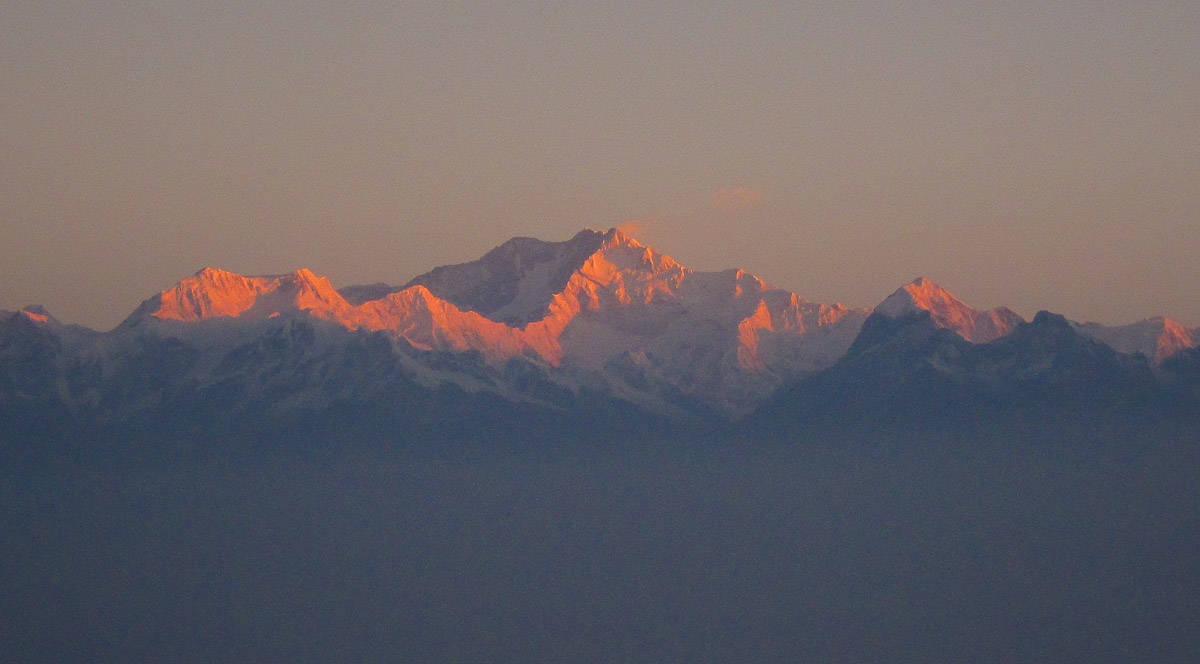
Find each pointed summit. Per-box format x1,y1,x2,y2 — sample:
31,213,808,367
874,277,1023,343
270,268,348,314
344,284,529,361
598,225,644,249
19,305,53,324
875,277,961,318
146,267,269,322
1,304,55,325
403,229,608,324
588,227,684,277
402,227,690,326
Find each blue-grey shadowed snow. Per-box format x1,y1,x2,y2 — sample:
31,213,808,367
4,438,1200,663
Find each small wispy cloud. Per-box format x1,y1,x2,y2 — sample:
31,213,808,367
614,220,645,238
711,186,763,212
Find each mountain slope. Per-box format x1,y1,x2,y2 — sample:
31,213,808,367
4,229,1198,452
404,229,609,324
1073,317,1196,365
111,228,868,415
753,307,1170,441
403,228,867,412
124,267,351,324
874,277,1024,343
747,276,1188,440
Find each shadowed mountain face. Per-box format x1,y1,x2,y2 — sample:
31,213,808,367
751,308,1191,443
404,229,610,324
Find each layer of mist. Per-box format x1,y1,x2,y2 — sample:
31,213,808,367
5,436,1199,663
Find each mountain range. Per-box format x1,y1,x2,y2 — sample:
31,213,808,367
2,228,1198,456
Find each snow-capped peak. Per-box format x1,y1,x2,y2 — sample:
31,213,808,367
108,229,870,415
19,304,53,324
875,277,962,318
147,267,270,321
875,277,1023,343
1,304,55,325
1073,316,1197,365
402,228,608,324
131,267,350,323
590,227,685,277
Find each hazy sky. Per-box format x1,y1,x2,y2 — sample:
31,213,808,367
2,1,1197,330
